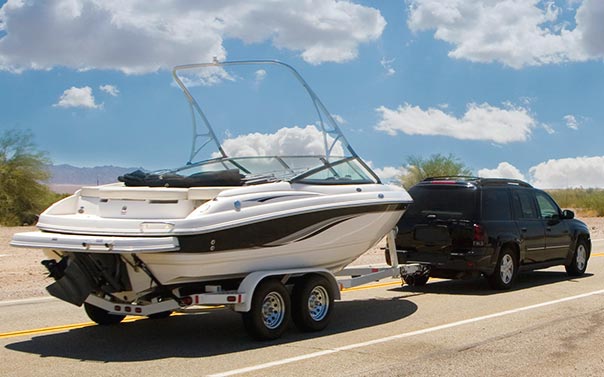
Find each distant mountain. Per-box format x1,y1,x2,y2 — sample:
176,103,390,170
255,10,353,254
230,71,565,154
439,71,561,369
47,164,140,193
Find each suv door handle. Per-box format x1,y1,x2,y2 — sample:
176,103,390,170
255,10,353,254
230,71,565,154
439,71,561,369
521,227,527,232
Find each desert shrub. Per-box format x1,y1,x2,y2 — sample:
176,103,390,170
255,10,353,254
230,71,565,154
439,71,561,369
0,129,57,226
547,188,604,217
401,154,472,189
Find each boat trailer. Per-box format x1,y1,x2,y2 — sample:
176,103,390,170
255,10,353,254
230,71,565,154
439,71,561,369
80,229,424,340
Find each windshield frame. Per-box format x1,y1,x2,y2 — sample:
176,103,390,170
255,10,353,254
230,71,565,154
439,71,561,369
167,59,381,184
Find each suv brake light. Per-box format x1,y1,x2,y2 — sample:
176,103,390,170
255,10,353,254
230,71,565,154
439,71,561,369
473,224,486,246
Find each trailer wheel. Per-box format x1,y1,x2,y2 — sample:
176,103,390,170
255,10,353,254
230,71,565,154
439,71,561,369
84,302,125,325
242,279,290,340
292,275,334,332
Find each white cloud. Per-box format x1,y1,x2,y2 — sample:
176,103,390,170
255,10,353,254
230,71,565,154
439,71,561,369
563,114,579,130
0,1,385,73
99,84,119,97
407,0,604,68
542,123,556,134
217,125,345,157
478,162,526,181
372,166,408,182
254,69,267,83
53,86,101,109
529,156,604,188
330,114,347,125
380,57,396,76
375,102,536,144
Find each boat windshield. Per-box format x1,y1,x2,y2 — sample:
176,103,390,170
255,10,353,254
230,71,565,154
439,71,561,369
169,155,377,185
135,60,380,186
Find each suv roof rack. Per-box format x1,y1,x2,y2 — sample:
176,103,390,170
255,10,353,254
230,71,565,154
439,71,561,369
421,176,532,188
423,176,479,182
478,178,532,188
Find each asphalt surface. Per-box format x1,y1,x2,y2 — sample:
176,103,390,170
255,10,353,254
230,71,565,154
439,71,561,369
1,239,603,377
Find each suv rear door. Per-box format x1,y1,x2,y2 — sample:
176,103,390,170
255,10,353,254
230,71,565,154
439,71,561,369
511,188,546,263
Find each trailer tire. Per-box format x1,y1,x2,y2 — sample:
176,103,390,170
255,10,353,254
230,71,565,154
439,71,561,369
292,274,334,332
242,279,290,340
84,302,125,325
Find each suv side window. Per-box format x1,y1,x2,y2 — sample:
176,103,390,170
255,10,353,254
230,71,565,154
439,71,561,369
535,191,560,219
512,189,538,219
482,188,511,221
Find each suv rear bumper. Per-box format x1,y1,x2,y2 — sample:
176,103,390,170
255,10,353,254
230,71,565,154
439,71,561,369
396,247,495,276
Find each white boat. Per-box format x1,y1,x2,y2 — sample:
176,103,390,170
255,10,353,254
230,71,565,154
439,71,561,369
11,60,412,311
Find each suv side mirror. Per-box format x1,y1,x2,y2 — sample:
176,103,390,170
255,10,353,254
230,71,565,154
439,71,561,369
562,209,575,220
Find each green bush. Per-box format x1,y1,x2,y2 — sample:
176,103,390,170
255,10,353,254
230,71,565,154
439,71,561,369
0,129,58,226
401,154,472,189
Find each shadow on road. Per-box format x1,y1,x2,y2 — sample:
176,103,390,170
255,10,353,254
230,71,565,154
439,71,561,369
393,271,593,296
5,297,417,361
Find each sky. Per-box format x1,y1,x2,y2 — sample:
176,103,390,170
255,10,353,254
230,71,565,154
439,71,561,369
0,0,603,188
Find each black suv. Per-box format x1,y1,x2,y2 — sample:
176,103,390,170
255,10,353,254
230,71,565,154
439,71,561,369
394,177,591,290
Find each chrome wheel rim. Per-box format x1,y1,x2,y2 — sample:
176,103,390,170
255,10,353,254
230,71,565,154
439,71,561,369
262,292,285,330
500,254,514,284
576,244,587,271
307,286,329,321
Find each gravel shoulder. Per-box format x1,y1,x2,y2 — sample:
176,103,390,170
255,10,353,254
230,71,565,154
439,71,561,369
1,217,603,302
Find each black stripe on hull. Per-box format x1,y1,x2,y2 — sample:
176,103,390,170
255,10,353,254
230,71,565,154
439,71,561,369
178,203,407,253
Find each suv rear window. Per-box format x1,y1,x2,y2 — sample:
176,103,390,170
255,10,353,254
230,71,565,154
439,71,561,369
406,185,478,220
482,188,512,221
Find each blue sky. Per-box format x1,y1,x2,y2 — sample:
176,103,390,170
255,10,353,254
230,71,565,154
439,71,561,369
0,0,603,188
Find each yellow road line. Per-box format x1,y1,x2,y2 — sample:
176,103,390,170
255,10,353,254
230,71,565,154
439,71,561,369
0,316,143,340
341,281,401,292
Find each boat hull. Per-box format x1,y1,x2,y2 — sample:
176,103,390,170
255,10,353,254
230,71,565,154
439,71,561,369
140,207,404,285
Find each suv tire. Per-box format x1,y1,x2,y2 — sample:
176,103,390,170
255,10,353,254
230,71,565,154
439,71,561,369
565,239,589,276
402,273,429,286
488,247,518,290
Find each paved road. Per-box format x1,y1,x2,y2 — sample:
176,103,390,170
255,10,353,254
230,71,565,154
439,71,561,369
1,240,603,376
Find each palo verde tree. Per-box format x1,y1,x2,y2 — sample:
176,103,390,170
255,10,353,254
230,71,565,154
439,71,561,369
401,153,473,189
0,129,55,226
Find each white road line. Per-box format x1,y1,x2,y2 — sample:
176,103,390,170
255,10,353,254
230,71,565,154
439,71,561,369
209,288,604,377
0,296,56,307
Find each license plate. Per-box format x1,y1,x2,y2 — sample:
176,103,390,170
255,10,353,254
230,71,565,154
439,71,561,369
414,225,451,245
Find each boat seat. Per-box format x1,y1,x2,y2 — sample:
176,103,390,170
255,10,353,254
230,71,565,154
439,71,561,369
118,169,243,188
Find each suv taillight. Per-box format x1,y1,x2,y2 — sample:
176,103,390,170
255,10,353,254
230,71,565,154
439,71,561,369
473,224,486,246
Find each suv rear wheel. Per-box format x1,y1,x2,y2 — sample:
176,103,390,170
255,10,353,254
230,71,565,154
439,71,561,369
488,247,518,290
